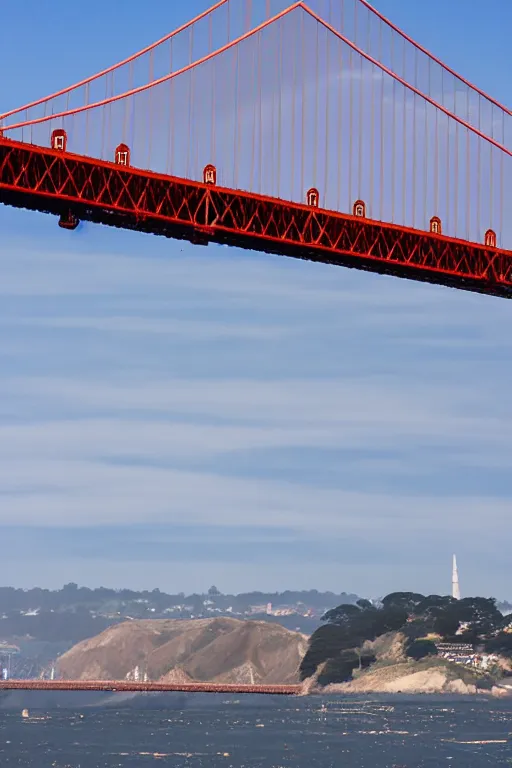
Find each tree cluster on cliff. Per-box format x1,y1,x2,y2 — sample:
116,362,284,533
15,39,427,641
300,591,508,684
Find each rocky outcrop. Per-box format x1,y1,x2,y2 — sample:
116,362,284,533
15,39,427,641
325,664,469,694
362,631,407,664
320,658,509,697
56,617,308,684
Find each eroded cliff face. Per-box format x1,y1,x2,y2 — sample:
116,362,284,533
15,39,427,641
322,663,509,697
56,617,308,685
323,664,468,694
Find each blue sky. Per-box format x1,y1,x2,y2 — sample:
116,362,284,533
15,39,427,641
0,0,511,599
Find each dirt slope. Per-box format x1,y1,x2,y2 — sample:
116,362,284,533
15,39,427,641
56,617,308,684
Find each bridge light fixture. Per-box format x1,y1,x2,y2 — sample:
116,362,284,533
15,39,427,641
484,229,497,248
51,129,67,152
353,200,366,218
203,164,217,185
430,216,442,235
306,187,319,207
115,143,130,167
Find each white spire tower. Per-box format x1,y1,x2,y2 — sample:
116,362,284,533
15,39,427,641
452,554,461,600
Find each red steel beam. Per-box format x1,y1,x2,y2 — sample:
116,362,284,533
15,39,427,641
1,138,511,299
0,679,301,695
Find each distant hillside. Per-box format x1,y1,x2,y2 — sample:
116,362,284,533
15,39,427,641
0,584,359,646
56,617,308,685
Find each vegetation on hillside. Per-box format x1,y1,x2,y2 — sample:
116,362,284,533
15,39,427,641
300,591,511,685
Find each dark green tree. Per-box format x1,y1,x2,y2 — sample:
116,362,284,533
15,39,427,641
455,597,502,635
406,639,438,661
300,624,350,679
381,592,425,614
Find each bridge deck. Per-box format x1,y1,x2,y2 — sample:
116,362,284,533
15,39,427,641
0,680,301,695
1,138,511,298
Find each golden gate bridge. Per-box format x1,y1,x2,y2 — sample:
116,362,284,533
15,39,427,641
0,0,510,298
0,680,301,695
0,0,510,696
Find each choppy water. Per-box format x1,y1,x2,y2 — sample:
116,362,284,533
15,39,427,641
0,694,511,767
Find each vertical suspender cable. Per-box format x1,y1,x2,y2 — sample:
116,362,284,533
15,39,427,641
477,97,481,239
313,23,319,191
499,129,503,245
423,57,430,227
369,56,374,217
411,53,417,228
65,90,70,151
101,76,107,160
357,27,363,202
390,30,395,222
367,7,373,213
453,77,458,236
259,24,263,192
391,82,396,222
402,41,407,225
348,41,353,207
148,52,154,169
380,65,385,222
372,15,384,221
466,89,470,241
323,22,330,205
250,34,257,192
236,44,242,190
454,121,459,237
193,64,199,203
210,12,215,164
434,106,438,219
269,24,275,196
300,10,305,200
442,70,449,233
336,23,342,211
277,20,283,198
168,42,173,174
109,72,114,162
233,45,238,189
291,15,297,200
186,42,193,178
85,83,90,155
489,121,494,234
423,93,428,229
171,41,176,175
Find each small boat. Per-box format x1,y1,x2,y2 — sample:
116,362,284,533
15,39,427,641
21,709,29,718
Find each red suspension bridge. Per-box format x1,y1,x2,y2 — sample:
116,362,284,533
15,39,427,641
0,680,301,696
0,0,511,296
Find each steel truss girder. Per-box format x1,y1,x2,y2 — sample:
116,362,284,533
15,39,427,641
1,138,511,298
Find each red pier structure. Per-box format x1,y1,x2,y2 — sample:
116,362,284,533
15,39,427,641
0,680,301,695
0,0,510,297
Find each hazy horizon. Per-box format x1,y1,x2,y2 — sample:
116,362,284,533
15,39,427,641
0,577,509,605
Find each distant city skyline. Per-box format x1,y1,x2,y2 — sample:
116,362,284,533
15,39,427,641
0,0,511,597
